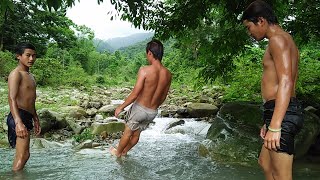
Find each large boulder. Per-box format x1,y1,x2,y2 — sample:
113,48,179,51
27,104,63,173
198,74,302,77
37,109,67,134
37,109,57,134
295,111,320,158
98,104,118,117
91,121,125,135
186,103,219,118
199,102,320,166
60,106,87,119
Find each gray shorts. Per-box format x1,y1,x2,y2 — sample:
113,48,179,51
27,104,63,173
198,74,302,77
125,102,158,131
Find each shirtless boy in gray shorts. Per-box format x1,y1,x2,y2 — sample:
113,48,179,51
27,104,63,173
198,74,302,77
110,39,172,157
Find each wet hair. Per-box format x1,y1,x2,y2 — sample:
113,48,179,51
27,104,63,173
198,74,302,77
15,42,36,56
146,39,164,61
241,0,278,25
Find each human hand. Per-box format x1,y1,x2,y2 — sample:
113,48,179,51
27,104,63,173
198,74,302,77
114,107,123,117
260,124,267,139
263,130,281,151
34,120,41,136
15,122,28,138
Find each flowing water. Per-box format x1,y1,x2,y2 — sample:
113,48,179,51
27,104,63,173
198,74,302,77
1,118,319,180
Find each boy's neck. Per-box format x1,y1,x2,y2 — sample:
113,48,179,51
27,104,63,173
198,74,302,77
18,64,30,73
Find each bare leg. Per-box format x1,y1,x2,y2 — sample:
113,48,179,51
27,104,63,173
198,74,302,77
12,134,30,171
258,146,274,180
269,150,293,180
122,129,141,156
110,125,133,157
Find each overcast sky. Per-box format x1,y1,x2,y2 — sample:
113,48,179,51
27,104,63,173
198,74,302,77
66,0,150,40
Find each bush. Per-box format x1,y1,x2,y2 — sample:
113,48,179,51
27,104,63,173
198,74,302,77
297,43,320,105
73,128,94,143
0,51,16,80
32,57,64,86
223,46,264,102
96,75,105,84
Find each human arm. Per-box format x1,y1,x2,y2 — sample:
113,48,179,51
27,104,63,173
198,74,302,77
260,124,267,139
8,71,28,138
32,107,41,136
115,67,146,117
264,36,294,151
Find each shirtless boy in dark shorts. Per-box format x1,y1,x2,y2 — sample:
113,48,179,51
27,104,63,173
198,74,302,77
7,42,41,171
242,1,304,179
110,39,172,157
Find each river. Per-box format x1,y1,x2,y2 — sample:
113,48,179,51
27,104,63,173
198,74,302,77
0,118,319,179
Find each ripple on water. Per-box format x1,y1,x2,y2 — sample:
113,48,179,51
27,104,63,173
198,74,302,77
0,118,319,179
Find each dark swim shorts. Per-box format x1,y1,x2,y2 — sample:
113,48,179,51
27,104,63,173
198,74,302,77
6,109,34,148
263,97,304,155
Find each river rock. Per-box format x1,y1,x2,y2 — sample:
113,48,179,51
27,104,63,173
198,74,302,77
165,119,185,130
37,109,57,134
187,103,219,118
61,106,87,119
295,111,320,158
31,138,64,149
86,108,98,117
2,116,8,131
66,118,85,134
74,139,101,150
0,134,8,148
91,121,125,135
98,104,118,116
95,114,104,121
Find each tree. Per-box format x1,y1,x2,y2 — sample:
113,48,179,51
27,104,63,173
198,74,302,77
0,0,77,55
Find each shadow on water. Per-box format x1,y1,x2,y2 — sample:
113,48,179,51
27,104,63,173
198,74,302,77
1,118,320,180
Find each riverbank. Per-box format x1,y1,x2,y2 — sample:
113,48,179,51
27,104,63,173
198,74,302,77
0,80,224,145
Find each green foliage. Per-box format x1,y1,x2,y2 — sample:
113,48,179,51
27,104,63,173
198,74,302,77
60,62,92,87
222,46,264,102
96,75,105,84
32,58,64,86
0,0,77,55
297,42,320,104
0,50,15,79
73,128,94,143
0,81,9,126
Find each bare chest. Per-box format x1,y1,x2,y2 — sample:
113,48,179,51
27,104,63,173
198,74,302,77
20,73,36,92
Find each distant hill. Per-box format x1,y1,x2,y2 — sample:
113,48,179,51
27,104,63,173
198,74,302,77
94,32,154,52
93,39,114,53
119,38,176,60
107,32,154,50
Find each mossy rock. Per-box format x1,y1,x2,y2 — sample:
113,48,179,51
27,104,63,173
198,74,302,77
91,122,125,135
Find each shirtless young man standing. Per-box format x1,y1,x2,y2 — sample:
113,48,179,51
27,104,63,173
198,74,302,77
7,42,41,171
110,39,172,157
242,1,303,179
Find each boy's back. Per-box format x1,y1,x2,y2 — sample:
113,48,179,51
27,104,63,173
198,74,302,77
136,63,171,109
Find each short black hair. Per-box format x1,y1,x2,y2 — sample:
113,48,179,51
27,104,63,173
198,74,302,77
241,0,278,25
146,39,164,61
15,42,36,55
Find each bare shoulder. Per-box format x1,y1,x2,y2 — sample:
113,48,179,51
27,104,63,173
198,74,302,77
163,66,172,77
269,32,294,50
8,68,22,81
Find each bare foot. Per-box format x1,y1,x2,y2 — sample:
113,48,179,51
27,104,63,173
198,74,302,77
112,145,127,156
109,146,120,157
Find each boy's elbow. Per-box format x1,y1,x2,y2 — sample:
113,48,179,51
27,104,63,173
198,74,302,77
281,79,293,90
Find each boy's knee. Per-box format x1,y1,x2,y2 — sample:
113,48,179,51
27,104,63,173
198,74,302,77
258,156,270,172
